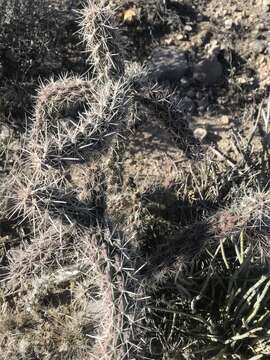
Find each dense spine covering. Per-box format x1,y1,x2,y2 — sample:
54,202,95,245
1,1,270,359
79,0,125,78
0,1,133,359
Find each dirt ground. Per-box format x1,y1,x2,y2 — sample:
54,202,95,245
0,0,269,302
115,0,269,173
0,0,269,179
0,0,270,359
101,0,270,233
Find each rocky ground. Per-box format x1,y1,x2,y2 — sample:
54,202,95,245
115,0,269,160
0,0,269,178
0,0,270,359
103,0,270,234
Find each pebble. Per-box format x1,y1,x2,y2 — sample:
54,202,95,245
251,40,267,54
176,33,186,41
193,127,207,142
220,115,231,125
224,19,234,30
184,25,193,32
180,77,190,88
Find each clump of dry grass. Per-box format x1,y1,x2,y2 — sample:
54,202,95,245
79,0,124,78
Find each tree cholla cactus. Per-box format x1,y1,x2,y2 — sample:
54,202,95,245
0,1,134,358
1,254,118,360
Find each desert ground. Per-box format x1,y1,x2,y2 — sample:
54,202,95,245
0,0,270,359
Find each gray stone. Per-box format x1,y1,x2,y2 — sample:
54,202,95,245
150,47,189,83
0,124,10,141
224,18,234,30
251,40,267,54
193,54,223,86
193,127,207,142
180,77,190,88
184,25,193,32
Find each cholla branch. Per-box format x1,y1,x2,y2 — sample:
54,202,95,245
3,168,98,232
5,222,100,290
79,0,124,78
28,76,130,168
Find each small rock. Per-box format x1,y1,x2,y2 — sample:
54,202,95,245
150,47,189,83
0,125,11,141
224,18,234,30
220,115,231,125
184,25,193,32
251,40,267,54
237,76,248,84
193,54,223,86
193,127,207,142
180,77,190,88
176,33,186,41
